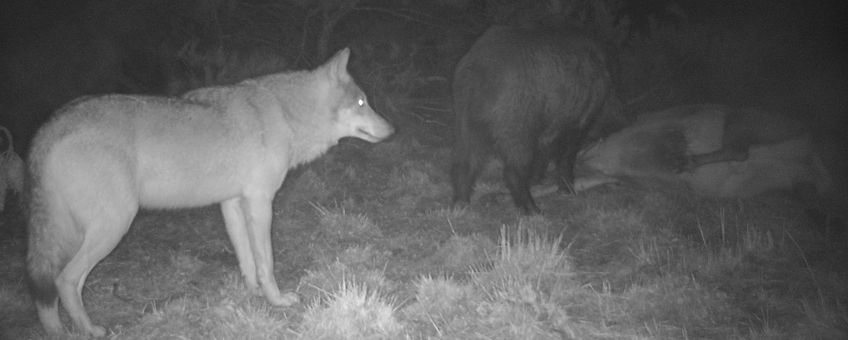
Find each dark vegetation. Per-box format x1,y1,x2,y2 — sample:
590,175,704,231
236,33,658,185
1,0,846,338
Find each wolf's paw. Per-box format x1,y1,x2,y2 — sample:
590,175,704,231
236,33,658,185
86,324,107,337
268,291,300,307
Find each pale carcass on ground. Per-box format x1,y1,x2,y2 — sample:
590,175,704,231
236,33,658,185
575,104,846,231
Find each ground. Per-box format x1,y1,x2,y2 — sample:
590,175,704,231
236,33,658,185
1,123,846,339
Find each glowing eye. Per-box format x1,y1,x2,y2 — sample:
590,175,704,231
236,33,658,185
358,98,366,107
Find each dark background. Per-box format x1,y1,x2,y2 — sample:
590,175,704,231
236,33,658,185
2,0,847,155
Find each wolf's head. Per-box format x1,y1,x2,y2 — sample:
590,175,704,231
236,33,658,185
320,48,394,143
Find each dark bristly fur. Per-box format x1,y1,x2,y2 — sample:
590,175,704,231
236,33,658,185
451,25,619,214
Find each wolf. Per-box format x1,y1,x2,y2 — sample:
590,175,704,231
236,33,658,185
451,25,619,214
26,48,394,337
1,125,24,212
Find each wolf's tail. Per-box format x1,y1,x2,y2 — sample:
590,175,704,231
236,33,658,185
25,146,79,307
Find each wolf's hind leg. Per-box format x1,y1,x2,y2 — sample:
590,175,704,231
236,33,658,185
57,184,137,336
221,198,260,294
57,254,107,337
51,150,138,336
35,298,64,334
57,214,133,337
243,195,299,307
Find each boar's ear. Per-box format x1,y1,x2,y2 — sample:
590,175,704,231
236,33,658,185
324,48,352,83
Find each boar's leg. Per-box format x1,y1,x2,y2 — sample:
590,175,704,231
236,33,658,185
451,122,490,208
550,126,584,194
499,137,541,215
528,148,551,185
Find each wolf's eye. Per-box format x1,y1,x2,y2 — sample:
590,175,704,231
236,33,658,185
358,98,366,107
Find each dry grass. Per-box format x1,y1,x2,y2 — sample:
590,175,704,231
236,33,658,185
298,280,403,340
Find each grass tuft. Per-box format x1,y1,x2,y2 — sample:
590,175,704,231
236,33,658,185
298,254,395,303
298,280,403,340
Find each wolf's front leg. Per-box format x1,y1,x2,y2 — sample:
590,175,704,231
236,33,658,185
243,195,299,306
221,198,260,294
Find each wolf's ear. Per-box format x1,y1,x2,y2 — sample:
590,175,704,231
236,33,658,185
326,48,352,83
